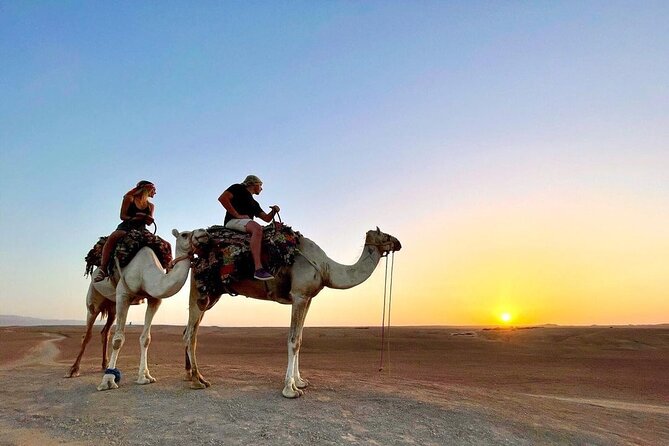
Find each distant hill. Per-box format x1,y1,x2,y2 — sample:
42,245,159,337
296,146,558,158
0,315,86,326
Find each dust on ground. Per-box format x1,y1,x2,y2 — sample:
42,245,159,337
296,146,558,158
0,325,667,445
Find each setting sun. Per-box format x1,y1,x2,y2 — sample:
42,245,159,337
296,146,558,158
500,312,512,324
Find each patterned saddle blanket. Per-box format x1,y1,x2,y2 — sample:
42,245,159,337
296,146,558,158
191,224,300,298
85,229,173,276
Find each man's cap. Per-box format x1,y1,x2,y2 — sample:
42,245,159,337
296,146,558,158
136,180,154,188
242,175,262,186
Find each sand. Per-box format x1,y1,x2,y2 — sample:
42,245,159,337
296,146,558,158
0,325,667,445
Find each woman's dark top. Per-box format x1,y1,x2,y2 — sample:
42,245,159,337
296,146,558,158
117,200,151,231
223,183,262,224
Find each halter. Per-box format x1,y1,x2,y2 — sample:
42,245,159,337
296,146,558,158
168,232,198,270
366,238,398,257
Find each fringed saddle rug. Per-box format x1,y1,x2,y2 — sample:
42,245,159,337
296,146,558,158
191,224,300,298
85,229,172,276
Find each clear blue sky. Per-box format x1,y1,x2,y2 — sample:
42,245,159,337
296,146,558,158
1,2,668,326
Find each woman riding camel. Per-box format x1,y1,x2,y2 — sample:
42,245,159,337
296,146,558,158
94,180,156,282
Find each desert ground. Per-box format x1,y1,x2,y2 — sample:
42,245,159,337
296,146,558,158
0,325,667,445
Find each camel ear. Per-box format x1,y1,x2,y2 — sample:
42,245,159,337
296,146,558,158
376,226,381,234
172,229,179,237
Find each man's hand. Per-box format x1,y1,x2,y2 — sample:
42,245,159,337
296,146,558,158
270,205,281,213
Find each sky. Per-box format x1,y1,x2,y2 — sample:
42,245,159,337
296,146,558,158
1,1,668,327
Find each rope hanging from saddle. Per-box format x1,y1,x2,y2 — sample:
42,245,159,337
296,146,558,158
378,251,395,372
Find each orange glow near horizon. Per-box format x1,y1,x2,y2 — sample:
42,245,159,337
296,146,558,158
359,195,669,328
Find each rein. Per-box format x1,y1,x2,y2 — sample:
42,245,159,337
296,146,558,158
295,248,322,275
168,252,193,270
275,211,325,276
168,232,196,269
378,251,395,372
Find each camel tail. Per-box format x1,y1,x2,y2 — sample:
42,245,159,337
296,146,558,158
98,300,114,322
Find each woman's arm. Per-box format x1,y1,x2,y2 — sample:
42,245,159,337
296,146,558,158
119,196,154,224
118,195,135,221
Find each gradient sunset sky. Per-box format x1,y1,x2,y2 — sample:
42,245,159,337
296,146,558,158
1,2,667,327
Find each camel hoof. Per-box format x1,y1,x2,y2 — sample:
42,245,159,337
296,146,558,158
65,369,80,378
295,378,310,389
137,376,156,385
282,385,304,398
190,378,210,389
97,374,119,391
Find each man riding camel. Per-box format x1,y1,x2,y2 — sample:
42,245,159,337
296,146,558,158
218,175,280,281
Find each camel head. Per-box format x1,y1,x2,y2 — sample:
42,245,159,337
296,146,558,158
365,227,402,255
172,228,209,256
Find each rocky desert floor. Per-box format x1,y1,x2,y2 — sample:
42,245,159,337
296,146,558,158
0,325,667,445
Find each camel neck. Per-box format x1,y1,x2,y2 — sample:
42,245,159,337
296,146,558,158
150,245,191,298
322,244,381,290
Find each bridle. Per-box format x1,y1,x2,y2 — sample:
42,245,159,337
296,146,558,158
168,231,203,270
366,239,398,257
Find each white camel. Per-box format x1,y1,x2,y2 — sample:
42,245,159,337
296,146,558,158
184,227,401,398
65,228,207,391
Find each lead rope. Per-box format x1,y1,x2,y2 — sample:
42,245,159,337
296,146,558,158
378,251,395,372
386,252,395,369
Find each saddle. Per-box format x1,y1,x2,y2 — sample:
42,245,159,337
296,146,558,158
191,224,300,298
84,229,173,277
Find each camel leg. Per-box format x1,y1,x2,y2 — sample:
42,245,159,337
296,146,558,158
97,291,130,391
282,294,309,398
183,326,193,380
65,306,99,378
100,305,116,370
137,297,161,385
183,327,190,375
293,298,312,389
184,299,209,389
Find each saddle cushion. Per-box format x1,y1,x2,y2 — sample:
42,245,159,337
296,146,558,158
84,229,173,276
191,224,300,298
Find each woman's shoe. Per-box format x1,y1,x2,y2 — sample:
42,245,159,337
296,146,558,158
93,268,108,282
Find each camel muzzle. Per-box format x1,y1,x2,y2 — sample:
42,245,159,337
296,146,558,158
391,237,402,252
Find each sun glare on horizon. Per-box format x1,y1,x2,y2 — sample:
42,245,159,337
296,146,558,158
500,312,512,325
